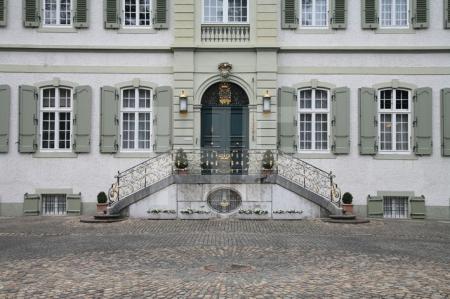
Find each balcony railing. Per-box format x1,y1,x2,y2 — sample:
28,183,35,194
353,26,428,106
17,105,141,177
201,24,250,43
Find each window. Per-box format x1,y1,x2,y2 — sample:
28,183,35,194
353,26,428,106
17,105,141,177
380,0,409,28
42,194,66,216
120,88,153,151
43,0,72,26
123,0,152,27
298,88,330,151
383,196,409,218
300,0,328,28
378,89,411,152
40,87,72,151
203,0,248,23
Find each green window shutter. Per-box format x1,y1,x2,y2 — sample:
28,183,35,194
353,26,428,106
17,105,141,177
0,85,10,153
154,86,173,153
19,85,38,153
410,195,426,219
445,0,450,29
331,0,347,29
100,86,119,153
281,0,298,29
414,87,432,155
66,193,81,215
23,193,40,215
361,0,378,29
412,0,428,29
73,85,92,153
278,87,297,154
23,0,40,28
441,88,450,156
74,0,89,28
367,195,383,217
154,0,168,29
104,0,120,29
358,87,378,155
331,87,350,154
0,0,7,27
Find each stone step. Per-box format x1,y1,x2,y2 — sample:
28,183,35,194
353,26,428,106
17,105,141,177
322,218,371,224
329,214,357,220
80,214,126,223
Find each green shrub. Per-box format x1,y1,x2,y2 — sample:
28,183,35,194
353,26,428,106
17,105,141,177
97,192,108,204
342,192,353,205
261,150,275,170
175,148,188,169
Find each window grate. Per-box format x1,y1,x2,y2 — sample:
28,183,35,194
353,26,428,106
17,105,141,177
42,194,67,216
383,196,408,219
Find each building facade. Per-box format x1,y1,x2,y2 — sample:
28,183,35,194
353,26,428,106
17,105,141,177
0,0,449,219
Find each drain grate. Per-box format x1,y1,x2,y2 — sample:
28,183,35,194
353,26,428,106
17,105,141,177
203,264,254,274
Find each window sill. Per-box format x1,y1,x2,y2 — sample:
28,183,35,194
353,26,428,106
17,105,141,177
32,152,78,158
295,28,335,34
373,153,418,160
375,28,416,34
295,152,336,159
117,28,157,34
37,27,78,33
113,152,155,158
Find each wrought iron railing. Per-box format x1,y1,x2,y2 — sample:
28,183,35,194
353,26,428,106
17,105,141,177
176,149,276,175
108,149,341,207
277,153,341,206
201,24,250,43
108,152,172,204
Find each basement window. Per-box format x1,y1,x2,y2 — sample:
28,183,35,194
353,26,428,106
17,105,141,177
383,196,408,219
42,194,67,216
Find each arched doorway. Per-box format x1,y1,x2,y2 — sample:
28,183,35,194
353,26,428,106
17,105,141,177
200,82,249,174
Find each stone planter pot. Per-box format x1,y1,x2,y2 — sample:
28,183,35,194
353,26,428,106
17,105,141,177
237,213,270,220
147,213,177,220
261,169,274,176
342,204,354,215
96,203,108,214
179,213,211,220
272,213,304,220
176,169,188,176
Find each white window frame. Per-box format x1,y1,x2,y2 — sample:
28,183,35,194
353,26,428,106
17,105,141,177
120,87,154,153
299,0,329,29
39,87,73,152
42,0,73,27
202,0,249,24
379,0,410,29
122,0,153,28
377,88,412,154
297,88,331,153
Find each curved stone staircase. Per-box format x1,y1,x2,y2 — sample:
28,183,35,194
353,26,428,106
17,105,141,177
107,150,343,217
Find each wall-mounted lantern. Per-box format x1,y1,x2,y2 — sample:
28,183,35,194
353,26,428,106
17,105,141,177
263,90,271,113
179,90,188,113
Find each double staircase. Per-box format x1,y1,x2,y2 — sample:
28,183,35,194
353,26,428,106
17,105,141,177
107,150,342,216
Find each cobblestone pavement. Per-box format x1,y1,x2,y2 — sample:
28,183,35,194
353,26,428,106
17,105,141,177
0,217,449,298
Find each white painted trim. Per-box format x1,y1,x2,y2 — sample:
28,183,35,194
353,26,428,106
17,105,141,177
201,0,250,24
122,0,153,29
42,0,73,28
299,0,329,29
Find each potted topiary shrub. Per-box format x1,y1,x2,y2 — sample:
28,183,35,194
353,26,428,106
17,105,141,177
174,148,188,175
342,192,354,215
96,191,108,214
261,150,275,176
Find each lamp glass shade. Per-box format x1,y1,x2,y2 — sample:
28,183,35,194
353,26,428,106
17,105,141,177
263,97,271,112
180,98,188,112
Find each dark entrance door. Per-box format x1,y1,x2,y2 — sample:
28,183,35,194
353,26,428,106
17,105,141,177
200,82,249,174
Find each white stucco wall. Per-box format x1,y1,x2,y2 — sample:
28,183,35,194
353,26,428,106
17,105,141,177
278,0,450,48
2,1,173,47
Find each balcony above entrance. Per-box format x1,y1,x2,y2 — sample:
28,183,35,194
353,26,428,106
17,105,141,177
201,24,251,43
